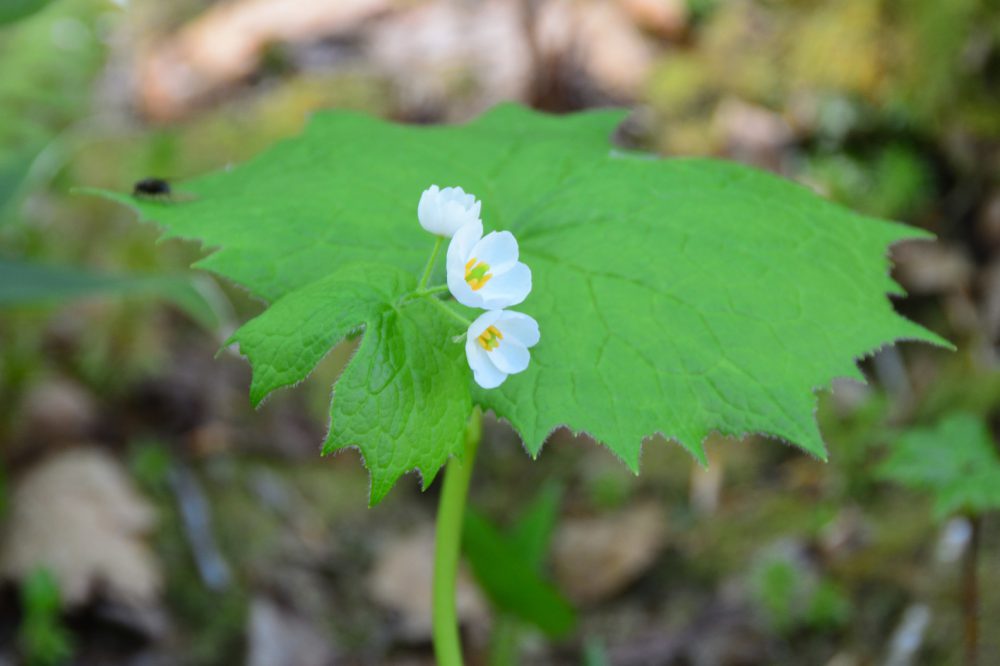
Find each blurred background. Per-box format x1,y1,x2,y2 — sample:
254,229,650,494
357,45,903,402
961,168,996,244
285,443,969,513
0,0,999,664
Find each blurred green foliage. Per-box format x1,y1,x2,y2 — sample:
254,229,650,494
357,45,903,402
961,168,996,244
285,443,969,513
751,549,851,635
126,443,250,665
582,637,610,666
464,484,575,639
804,144,932,219
647,0,998,226
504,483,563,567
582,463,636,510
815,390,892,500
894,0,997,133
880,413,1000,519
0,0,107,217
753,558,796,630
0,259,218,328
127,440,173,492
19,568,73,666
0,0,392,414
807,579,852,630
650,0,999,136
0,0,56,26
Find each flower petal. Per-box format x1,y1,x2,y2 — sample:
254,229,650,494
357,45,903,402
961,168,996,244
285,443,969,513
467,309,503,339
419,185,481,237
471,230,519,273
447,219,486,308
447,218,482,267
417,185,443,234
466,334,508,389
441,186,479,214
448,277,483,309
490,336,530,375
496,310,540,347
479,262,531,309
443,201,472,230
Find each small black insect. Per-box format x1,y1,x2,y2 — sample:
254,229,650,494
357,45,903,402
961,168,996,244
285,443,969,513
133,177,171,199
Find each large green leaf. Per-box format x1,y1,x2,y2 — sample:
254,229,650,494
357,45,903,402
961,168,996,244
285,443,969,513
231,264,470,502
880,413,1000,519
85,104,945,502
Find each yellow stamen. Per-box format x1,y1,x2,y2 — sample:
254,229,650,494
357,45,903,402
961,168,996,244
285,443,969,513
464,257,493,291
476,325,503,351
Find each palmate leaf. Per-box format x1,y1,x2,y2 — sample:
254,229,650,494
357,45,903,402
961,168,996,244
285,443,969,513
87,104,945,503
230,265,471,501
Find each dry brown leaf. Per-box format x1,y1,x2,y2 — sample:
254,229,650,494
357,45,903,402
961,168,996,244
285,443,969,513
14,378,97,448
977,190,1000,251
892,240,974,294
980,260,1000,349
367,0,532,118
0,448,161,608
713,97,795,171
247,596,338,666
137,0,392,120
137,0,664,120
537,0,658,99
552,502,666,604
616,0,687,39
367,526,488,641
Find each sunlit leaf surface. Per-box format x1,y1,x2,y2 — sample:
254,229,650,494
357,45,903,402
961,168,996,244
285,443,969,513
88,104,944,502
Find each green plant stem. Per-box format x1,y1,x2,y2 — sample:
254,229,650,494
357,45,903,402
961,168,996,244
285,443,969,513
963,514,981,666
427,295,473,327
415,284,450,297
418,237,445,290
433,408,483,666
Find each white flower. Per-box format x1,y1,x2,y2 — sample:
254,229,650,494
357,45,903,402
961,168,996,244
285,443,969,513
417,185,482,237
446,218,531,309
465,310,540,389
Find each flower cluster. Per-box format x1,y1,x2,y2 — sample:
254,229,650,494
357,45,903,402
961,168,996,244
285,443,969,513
418,185,539,389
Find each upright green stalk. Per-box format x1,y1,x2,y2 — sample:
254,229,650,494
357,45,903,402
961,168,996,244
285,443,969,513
433,407,482,666
418,237,445,290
